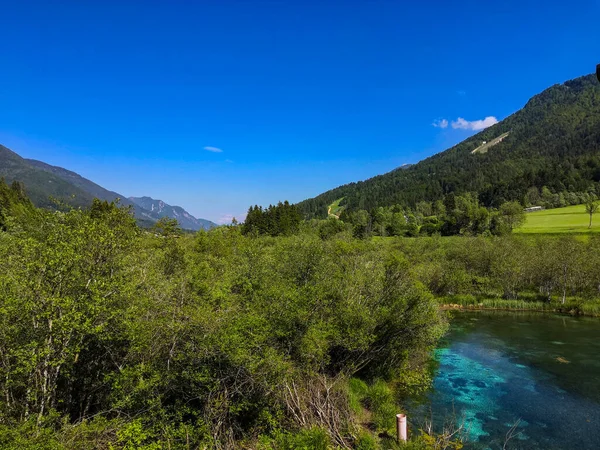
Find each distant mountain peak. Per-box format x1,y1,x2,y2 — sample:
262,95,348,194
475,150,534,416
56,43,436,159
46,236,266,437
129,196,215,230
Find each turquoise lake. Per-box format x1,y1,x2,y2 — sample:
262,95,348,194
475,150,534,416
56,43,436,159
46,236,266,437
407,311,600,449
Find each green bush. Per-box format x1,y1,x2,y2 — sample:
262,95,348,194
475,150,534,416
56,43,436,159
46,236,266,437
355,431,378,450
367,381,397,433
274,427,331,450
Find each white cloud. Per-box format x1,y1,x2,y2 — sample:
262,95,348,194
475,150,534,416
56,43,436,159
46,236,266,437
451,116,498,131
432,118,449,129
204,146,223,153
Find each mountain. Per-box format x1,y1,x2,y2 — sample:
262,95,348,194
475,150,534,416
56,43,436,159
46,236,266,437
25,158,153,220
129,196,216,230
298,74,600,218
0,145,216,230
0,145,94,209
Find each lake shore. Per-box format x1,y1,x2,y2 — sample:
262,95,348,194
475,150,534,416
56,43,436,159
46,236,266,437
440,301,600,317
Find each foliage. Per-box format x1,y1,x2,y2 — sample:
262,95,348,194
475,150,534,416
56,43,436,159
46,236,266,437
0,189,447,449
242,201,302,236
362,381,397,433
498,201,526,232
336,195,527,238
0,178,36,230
585,198,599,228
150,216,183,236
318,217,350,240
6,184,600,448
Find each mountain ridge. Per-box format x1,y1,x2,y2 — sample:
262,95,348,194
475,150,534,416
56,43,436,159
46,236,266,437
24,158,152,219
0,144,94,209
0,145,216,230
297,73,600,218
129,196,216,230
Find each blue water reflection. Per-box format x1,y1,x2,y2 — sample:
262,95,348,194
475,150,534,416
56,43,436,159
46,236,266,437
407,312,600,449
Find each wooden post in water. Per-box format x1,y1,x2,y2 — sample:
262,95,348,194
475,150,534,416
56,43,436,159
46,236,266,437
396,413,407,443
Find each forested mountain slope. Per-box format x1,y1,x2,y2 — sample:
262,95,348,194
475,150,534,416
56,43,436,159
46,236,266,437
0,145,215,229
25,158,151,218
298,74,600,218
0,145,94,209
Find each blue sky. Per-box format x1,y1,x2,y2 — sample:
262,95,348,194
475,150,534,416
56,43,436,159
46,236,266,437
1,0,599,223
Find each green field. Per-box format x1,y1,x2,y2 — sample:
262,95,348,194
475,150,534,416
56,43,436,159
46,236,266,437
516,204,599,234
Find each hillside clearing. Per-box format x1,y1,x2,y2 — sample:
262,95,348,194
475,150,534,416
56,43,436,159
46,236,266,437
471,131,511,154
327,197,345,218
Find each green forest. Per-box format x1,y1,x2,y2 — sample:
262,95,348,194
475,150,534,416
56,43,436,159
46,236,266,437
298,75,600,219
3,179,600,449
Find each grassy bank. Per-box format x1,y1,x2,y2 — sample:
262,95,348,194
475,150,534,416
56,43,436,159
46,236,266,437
441,295,600,317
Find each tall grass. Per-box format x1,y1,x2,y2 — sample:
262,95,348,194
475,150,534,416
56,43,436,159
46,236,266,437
348,378,397,433
441,295,600,316
579,303,600,316
478,299,550,310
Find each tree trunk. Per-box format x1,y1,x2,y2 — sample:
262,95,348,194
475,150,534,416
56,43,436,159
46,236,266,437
562,266,567,304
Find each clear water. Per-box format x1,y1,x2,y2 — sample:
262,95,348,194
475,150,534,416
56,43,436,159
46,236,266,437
407,311,600,449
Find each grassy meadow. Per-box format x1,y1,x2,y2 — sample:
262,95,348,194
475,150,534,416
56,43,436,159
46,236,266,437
516,204,600,234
